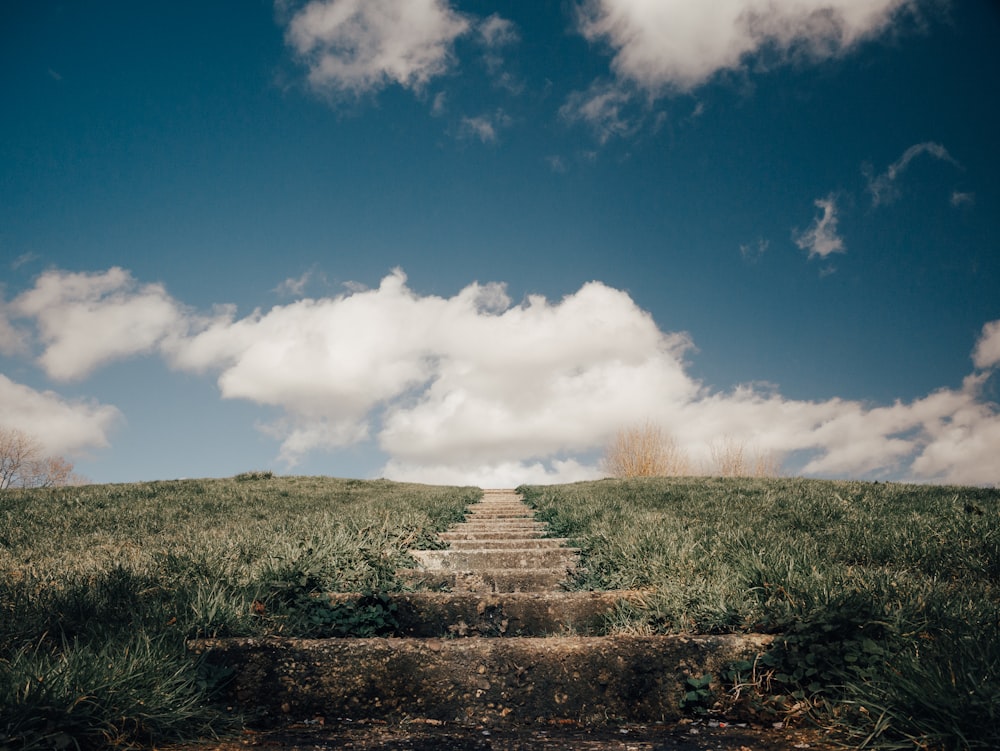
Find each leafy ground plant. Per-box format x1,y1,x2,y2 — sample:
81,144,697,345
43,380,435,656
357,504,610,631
520,477,1000,749
0,475,476,749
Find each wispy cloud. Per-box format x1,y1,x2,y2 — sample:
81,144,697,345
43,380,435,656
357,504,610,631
794,195,845,259
739,237,769,263
478,14,518,49
560,81,637,144
458,110,511,144
274,270,316,297
10,252,39,270
282,0,470,97
6,266,1000,486
865,141,961,207
576,0,917,94
950,190,975,208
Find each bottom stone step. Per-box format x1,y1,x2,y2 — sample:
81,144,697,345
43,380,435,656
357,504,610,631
189,634,772,726
399,568,572,593
328,591,645,636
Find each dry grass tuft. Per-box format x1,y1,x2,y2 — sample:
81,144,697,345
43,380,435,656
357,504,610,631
602,422,692,478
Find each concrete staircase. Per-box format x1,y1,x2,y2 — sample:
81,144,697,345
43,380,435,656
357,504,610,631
190,489,772,730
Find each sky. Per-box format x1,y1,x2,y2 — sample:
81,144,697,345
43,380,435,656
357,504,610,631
2,0,999,488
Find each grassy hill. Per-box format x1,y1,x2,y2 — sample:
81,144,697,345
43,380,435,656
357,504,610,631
1,475,997,749
520,477,1000,749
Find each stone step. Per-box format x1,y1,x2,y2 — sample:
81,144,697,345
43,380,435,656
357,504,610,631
409,548,579,571
466,501,531,508
449,519,548,532
328,591,644,636
189,633,773,726
399,568,572,593
439,530,547,541
446,538,570,550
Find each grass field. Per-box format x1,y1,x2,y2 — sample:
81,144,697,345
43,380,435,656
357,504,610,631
0,475,477,750
2,475,998,749
520,477,1000,749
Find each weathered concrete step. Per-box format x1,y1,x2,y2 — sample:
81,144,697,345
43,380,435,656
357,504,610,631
466,502,532,509
450,522,547,531
443,528,550,538
189,634,773,726
471,506,531,512
446,538,570,550
439,530,546,541
464,512,537,520
399,568,571,592
410,548,579,570
328,591,643,636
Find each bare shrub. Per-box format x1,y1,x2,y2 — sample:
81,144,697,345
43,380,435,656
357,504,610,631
603,422,691,478
709,436,782,478
0,426,80,489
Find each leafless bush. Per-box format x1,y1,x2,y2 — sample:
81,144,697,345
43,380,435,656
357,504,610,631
0,426,80,489
709,436,782,478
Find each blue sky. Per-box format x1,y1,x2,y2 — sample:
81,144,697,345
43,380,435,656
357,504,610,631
2,0,999,487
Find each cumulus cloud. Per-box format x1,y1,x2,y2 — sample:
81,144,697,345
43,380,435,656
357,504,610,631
6,266,1000,486
0,374,121,457
794,195,845,259
576,0,915,94
0,302,28,357
10,267,184,381
865,141,961,206
383,458,599,487
282,0,470,96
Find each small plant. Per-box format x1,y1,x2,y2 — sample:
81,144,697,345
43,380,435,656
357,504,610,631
679,672,715,715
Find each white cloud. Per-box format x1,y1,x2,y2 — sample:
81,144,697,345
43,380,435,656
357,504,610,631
11,267,184,381
7,267,1000,486
283,0,470,96
577,0,915,94
478,14,518,49
794,195,845,259
383,458,599,488
476,14,520,88
0,373,121,457
950,190,975,208
865,141,961,206
459,110,511,144
274,271,314,297
908,375,1000,486
0,301,28,357
973,320,1000,370
559,81,637,143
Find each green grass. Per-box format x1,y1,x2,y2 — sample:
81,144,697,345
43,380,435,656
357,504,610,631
0,475,477,750
519,477,1000,749
5,474,998,749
